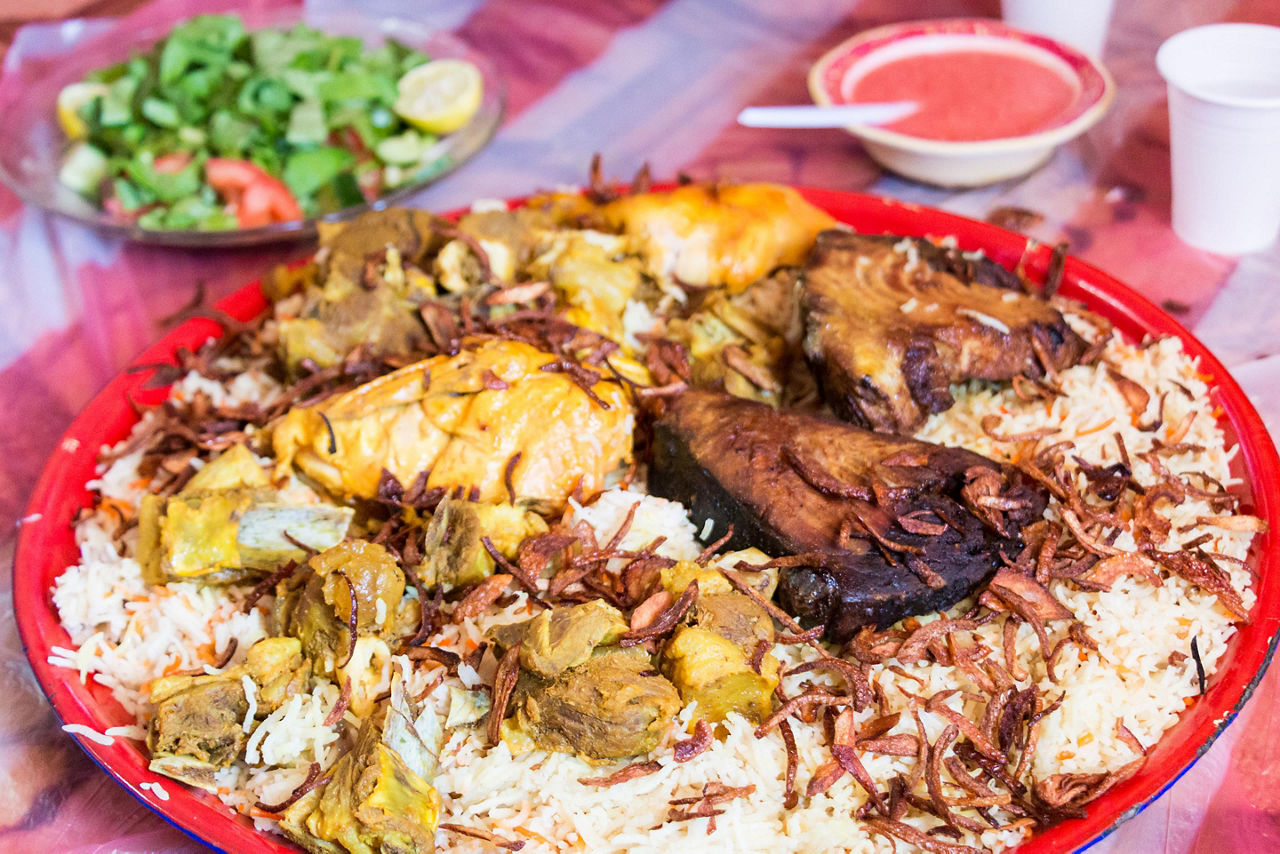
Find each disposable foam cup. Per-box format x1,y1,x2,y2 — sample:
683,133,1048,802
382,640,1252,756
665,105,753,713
1156,24,1280,255
1000,0,1115,57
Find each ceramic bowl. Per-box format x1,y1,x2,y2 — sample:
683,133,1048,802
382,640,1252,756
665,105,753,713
808,18,1115,187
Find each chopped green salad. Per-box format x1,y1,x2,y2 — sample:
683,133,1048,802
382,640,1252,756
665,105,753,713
57,14,484,231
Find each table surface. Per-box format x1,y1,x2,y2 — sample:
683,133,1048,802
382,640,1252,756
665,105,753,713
2,0,1279,851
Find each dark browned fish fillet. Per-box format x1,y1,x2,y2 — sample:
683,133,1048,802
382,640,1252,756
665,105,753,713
800,230,1088,434
648,390,1046,641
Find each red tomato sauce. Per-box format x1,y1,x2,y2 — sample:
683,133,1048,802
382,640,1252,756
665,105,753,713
849,50,1079,141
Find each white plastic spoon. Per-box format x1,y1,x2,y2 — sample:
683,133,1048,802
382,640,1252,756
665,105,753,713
737,102,918,128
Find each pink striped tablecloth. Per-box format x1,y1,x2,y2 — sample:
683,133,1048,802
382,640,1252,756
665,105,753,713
1,0,1278,850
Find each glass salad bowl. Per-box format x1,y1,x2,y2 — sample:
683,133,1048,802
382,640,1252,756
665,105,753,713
0,6,505,247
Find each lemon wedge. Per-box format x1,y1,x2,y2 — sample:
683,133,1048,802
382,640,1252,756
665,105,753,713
57,82,109,140
394,59,483,135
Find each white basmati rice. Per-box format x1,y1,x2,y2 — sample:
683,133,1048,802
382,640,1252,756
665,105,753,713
47,305,1260,853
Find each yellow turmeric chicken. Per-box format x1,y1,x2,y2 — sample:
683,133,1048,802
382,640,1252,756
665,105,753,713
599,183,836,293
272,339,635,509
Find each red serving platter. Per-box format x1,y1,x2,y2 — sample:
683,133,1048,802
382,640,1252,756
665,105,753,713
14,189,1280,853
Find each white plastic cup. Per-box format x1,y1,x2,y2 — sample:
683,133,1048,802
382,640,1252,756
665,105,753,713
1001,0,1116,57
1156,24,1280,255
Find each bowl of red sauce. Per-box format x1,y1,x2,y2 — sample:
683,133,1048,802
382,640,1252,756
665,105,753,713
809,18,1115,187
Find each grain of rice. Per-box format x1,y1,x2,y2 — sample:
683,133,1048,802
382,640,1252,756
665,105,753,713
61,723,114,745
141,780,170,801
242,675,258,733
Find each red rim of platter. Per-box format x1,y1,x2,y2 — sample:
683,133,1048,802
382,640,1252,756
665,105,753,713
814,18,1112,137
14,188,1280,853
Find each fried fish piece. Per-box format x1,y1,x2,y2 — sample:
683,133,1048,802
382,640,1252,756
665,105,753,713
800,230,1088,433
648,390,1047,641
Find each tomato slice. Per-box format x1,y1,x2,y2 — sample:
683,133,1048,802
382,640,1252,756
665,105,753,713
153,152,193,175
102,195,139,223
204,158,303,227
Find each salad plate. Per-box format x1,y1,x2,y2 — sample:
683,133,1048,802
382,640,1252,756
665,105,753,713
0,7,505,247
13,188,1280,852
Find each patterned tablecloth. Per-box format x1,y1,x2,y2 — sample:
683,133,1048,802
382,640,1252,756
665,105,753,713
1,0,1278,850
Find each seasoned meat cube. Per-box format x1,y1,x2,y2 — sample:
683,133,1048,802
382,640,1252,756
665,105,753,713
484,619,531,660
418,496,548,589
270,208,447,373
485,600,629,681
147,638,310,790
275,566,347,676
245,637,312,714
689,592,774,650
517,600,629,679
661,625,778,723
276,540,408,713
276,541,406,665
664,269,803,406
660,592,780,723
660,555,778,600
148,678,248,768
505,647,681,761
800,230,1088,433
309,541,406,635
136,443,352,585
291,715,440,854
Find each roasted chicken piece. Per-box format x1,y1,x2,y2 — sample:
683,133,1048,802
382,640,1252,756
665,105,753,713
600,183,835,293
648,391,1047,641
800,230,1088,433
525,228,646,344
272,339,635,510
